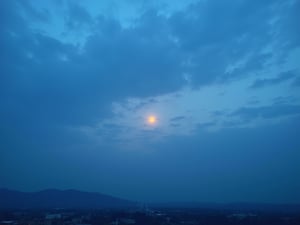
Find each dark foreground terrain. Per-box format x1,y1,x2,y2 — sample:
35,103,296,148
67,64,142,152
1,207,300,225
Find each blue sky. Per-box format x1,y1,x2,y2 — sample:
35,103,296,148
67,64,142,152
0,0,300,203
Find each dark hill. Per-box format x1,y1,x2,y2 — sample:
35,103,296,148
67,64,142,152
0,188,136,209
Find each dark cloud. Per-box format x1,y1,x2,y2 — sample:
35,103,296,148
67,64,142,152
170,116,185,122
247,99,260,105
168,0,286,85
184,1,300,85
272,96,299,105
84,11,185,98
292,76,300,87
221,120,242,128
65,2,93,30
129,98,158,111
276,0,300,51
231,104,300,121
0,2,184,131
196,122,216,130
211,110,227,117
250,70,297,89
17,0,50,22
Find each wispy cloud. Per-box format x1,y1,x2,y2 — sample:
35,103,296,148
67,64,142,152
250,70,297,89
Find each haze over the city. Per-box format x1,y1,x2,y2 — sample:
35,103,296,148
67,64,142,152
1,0,300,204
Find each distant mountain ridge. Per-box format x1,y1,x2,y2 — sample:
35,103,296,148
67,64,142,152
0,188,136,209
1,188,300,213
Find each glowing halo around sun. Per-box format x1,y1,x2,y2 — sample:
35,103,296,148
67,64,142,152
147,115,157,125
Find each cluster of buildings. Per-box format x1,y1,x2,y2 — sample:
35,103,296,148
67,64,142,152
0,208,299,225
1,210,140,225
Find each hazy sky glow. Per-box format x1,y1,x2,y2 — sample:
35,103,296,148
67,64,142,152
1,0,300,203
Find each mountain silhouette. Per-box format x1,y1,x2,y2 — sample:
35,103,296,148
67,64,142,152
0,188,136,209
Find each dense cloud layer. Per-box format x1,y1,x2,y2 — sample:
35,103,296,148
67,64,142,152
1,0,299,125
1,0,300,202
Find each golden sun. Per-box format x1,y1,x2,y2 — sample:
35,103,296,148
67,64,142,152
147,115,157,125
